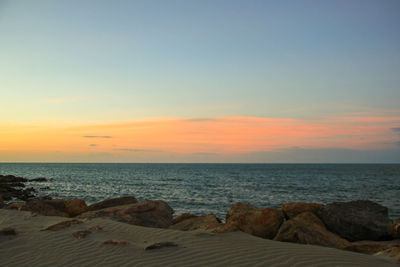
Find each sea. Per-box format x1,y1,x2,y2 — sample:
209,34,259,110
1,163,399,220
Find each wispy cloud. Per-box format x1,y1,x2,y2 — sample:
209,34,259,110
89,144,97,147
83,136,112,138
392,127,400,132
115,148,160,152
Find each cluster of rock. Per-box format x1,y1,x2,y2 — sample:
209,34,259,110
0,174,49,203
1,174,399,260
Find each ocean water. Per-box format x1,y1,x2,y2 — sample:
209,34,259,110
0,163,399,220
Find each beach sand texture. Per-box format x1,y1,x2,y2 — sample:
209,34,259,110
0,210,397,267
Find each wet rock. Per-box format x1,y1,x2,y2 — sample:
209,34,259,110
79,200,174,228
317,200,392,241
88,196,138,211
65,198,88,217
45,219,84,231
40,186,51,191
103,240,130,246
72,230,92,239
282,202,324,219
172,213,198,224
169,214,222,231
29,177,48,182
145,242,178,250
274,212,350,249
0,227,17,236
221,203,284,239
0,175,41,201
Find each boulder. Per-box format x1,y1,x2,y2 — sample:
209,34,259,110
317,200,392,241
79,200,174,228
169,214,222,231
274,212,350,249
282,202,324,219
88,196,138,211
221,203,284,239
29,177,48,182
388,218,400,239
24,199,69,217
65,198,88,217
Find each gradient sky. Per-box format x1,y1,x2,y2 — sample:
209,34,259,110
1,0,399,162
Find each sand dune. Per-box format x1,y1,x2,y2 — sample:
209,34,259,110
0,209,397,267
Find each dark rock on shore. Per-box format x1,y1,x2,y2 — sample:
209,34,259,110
220,203,284,239
317,200,393,241
23,198,88,217
79,200,174,228
389,218,400,239
29,177,48,182
169,214,222,231
282,202,324,219
88,196,138,211
274,212,350,249
0,174,51,202
172,213,198,224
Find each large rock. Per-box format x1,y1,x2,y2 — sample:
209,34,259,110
343,240,400,255
88,196,138,211
317,200,392,241
274,212,350,249
24,199,69,217
221,203,284,239
23,198,87,217
282,202,324,219
65,198,88,217
169,214,222,231
79,200,174,228
172,213,198,224
389,218,400,239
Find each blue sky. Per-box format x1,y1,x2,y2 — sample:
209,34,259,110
0,0,399,162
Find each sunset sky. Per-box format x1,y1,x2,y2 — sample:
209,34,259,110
1,0,399,162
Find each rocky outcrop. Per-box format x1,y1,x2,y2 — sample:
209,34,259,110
282,202,324,219
0,175,36,201
172,213,198,224
169,214,222,231
88,196,138,211
79,200,174,228
221,203,284,239
274,212,350,249
317,200,392,241
23,198,88,217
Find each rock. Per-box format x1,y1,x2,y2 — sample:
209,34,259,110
0,196,4,208
0,227,17,235
79,200,174,228
172,213,198,224
342,240,400,255
65,198,88,217
103,240,130,246
45,220,84,231
145,242,178,250
274,212,350,249
5,202,26,211
388,218,400,239
377,247,400,261
72,230,92,239
88,196,138,211
282,202,324,219
221,203,284,239
25,199,69,217
317,200,392,241
169,214,222,231
30,177,48,182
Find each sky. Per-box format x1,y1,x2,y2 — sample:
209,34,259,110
0,0,399,163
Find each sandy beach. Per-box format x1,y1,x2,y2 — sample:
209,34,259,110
1,209,398,267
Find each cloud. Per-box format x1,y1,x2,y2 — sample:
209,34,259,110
83,136,112,138
392,127,400,132
185,118,219,122
89,144,97,147
115,148,161,152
